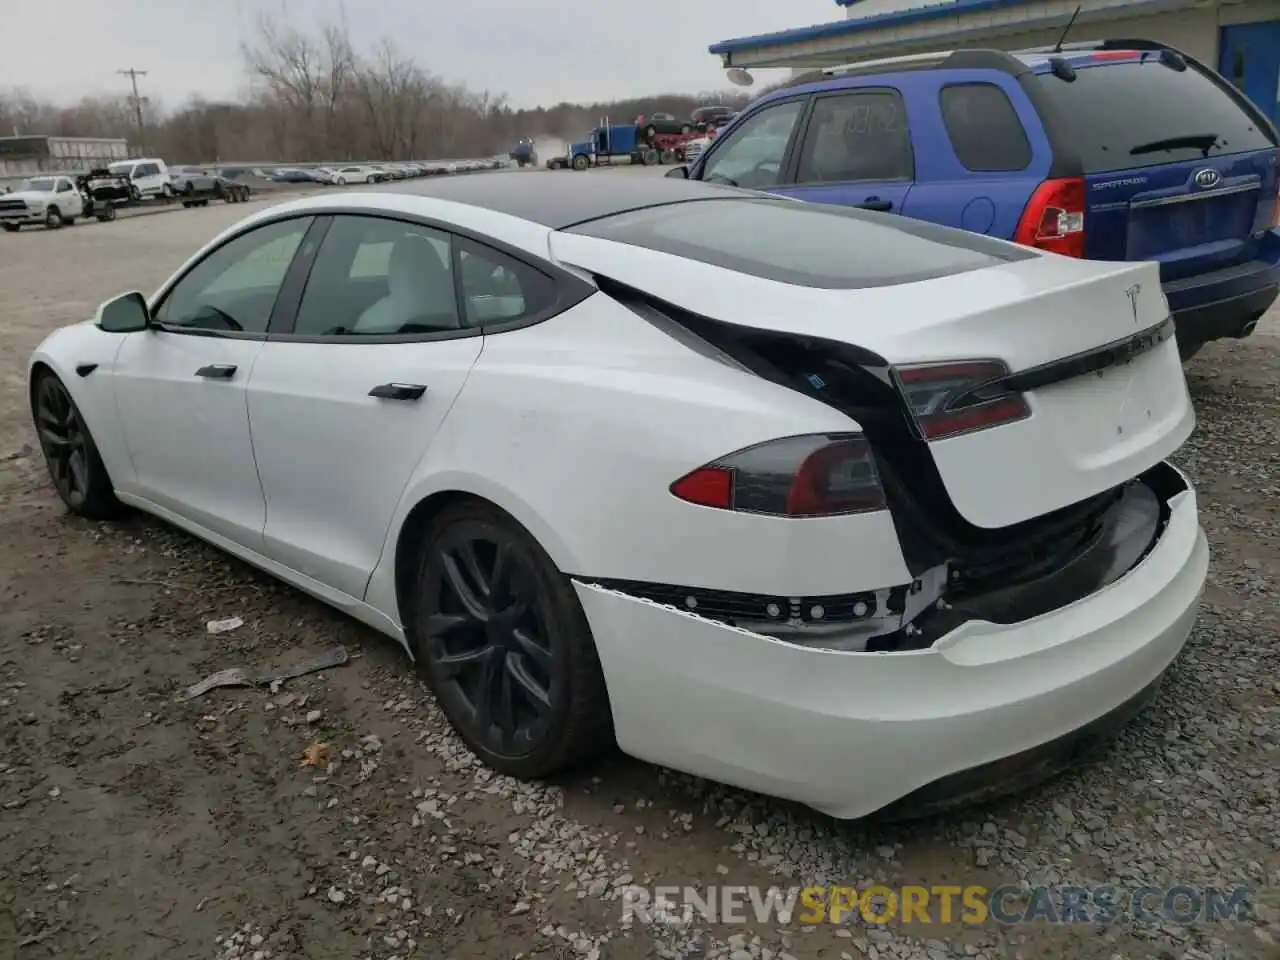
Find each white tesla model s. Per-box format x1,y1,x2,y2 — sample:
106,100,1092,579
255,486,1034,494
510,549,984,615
28,176,1208,820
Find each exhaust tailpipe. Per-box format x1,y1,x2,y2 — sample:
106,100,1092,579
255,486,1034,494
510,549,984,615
1238,318,1258,339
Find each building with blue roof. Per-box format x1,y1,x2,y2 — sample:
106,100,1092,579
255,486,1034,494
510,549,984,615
709,0,1279,126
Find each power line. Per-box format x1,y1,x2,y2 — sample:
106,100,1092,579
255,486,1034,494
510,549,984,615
118,68,149,152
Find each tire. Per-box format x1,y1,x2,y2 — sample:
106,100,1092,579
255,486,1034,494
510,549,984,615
162,183,175,199
31,370,123,520
1178,339,1205,362
2,223,19,232
183,182,194,196
182,201,192,208
44,207,62,229
410,500,613,779
571,154,589,171
129,185,141,202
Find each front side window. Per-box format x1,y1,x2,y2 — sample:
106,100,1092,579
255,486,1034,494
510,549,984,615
795,91,914,184
699,99,806,189
293,216,460,336
154,217,313,334
56,179,74,192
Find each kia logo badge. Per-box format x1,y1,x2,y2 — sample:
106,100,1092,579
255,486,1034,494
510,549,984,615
1193,168,1221,189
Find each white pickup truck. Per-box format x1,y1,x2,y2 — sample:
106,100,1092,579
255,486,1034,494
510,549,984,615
0,175,86,230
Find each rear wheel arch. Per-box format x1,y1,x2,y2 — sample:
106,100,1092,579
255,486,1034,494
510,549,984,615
391,488,579,635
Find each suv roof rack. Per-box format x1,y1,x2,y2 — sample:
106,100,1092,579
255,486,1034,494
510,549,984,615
1015,37,1176,55
782,47,1030,89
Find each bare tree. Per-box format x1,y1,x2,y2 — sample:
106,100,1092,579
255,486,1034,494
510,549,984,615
3,17,754,165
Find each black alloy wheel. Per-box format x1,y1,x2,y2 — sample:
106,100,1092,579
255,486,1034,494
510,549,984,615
412,502,613,778
32,372,120,519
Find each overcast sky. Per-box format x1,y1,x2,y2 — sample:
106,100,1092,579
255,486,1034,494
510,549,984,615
8,0,838,110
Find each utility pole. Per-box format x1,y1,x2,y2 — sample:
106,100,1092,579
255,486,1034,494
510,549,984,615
118,68,149,153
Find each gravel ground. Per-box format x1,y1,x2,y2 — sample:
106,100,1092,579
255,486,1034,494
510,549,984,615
0,184,1277,960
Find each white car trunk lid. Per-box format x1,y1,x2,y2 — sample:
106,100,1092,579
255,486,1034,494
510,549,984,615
550,231,1194,529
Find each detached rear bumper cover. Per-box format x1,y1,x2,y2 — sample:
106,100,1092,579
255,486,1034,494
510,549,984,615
574,466,1207,819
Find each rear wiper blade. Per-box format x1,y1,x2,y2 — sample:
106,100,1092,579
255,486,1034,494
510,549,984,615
1129,133,1221,156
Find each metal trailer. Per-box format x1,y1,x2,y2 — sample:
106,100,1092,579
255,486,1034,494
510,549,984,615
646,131,707,165
175,178,252,208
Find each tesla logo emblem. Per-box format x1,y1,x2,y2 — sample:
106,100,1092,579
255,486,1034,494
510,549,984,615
1193,167,1221,189
1125,284,1141,324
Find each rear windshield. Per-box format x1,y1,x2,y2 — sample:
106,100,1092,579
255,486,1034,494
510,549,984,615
1031,59,1277,173
565,197,1029,289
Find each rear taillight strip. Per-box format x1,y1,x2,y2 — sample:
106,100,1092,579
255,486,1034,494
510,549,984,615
996,316,1175,393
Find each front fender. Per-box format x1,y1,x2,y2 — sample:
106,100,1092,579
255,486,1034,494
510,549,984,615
29,322,136,490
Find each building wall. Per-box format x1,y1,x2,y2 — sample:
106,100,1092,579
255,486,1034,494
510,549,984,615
0,137,131,178
955,7,1219,62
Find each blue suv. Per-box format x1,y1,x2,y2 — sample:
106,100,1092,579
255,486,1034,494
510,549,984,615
671,40,1280,361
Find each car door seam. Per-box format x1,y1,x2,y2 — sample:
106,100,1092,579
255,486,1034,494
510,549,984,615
241,341,273,545
360,334,489,604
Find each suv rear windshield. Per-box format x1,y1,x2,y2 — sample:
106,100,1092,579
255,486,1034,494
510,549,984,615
566,197,1031,289
1030,59,1277,173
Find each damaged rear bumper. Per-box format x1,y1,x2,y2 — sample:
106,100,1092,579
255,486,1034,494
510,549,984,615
572,463,1207,820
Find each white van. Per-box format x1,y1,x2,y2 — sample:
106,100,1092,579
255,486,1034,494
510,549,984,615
107,158,172,198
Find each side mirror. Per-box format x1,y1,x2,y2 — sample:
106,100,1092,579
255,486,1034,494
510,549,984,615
665,165,690,180
97,292,150,333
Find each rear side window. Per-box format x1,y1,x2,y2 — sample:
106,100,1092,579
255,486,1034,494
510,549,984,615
795,90,914,183
1029,60,1277,172
566,197,1031,289
939,83,1032,172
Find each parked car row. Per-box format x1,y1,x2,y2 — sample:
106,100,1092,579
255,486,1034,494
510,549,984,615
257,157,511,185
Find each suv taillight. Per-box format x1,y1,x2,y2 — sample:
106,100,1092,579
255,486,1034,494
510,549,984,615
670,434,886,517
1015,177,1086,257
892,360,1031,441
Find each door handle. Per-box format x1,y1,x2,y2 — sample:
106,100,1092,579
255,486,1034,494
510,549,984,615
856,199,893,212
369,382,427,401
195,364,237,379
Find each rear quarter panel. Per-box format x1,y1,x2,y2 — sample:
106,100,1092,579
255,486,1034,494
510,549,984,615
897,68,1053,239
365,293,913,617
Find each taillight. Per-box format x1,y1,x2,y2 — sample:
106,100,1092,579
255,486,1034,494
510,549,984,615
892,360,1031,441
669,434,886,517
1015,177,1086,257
1088,50,1138,60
